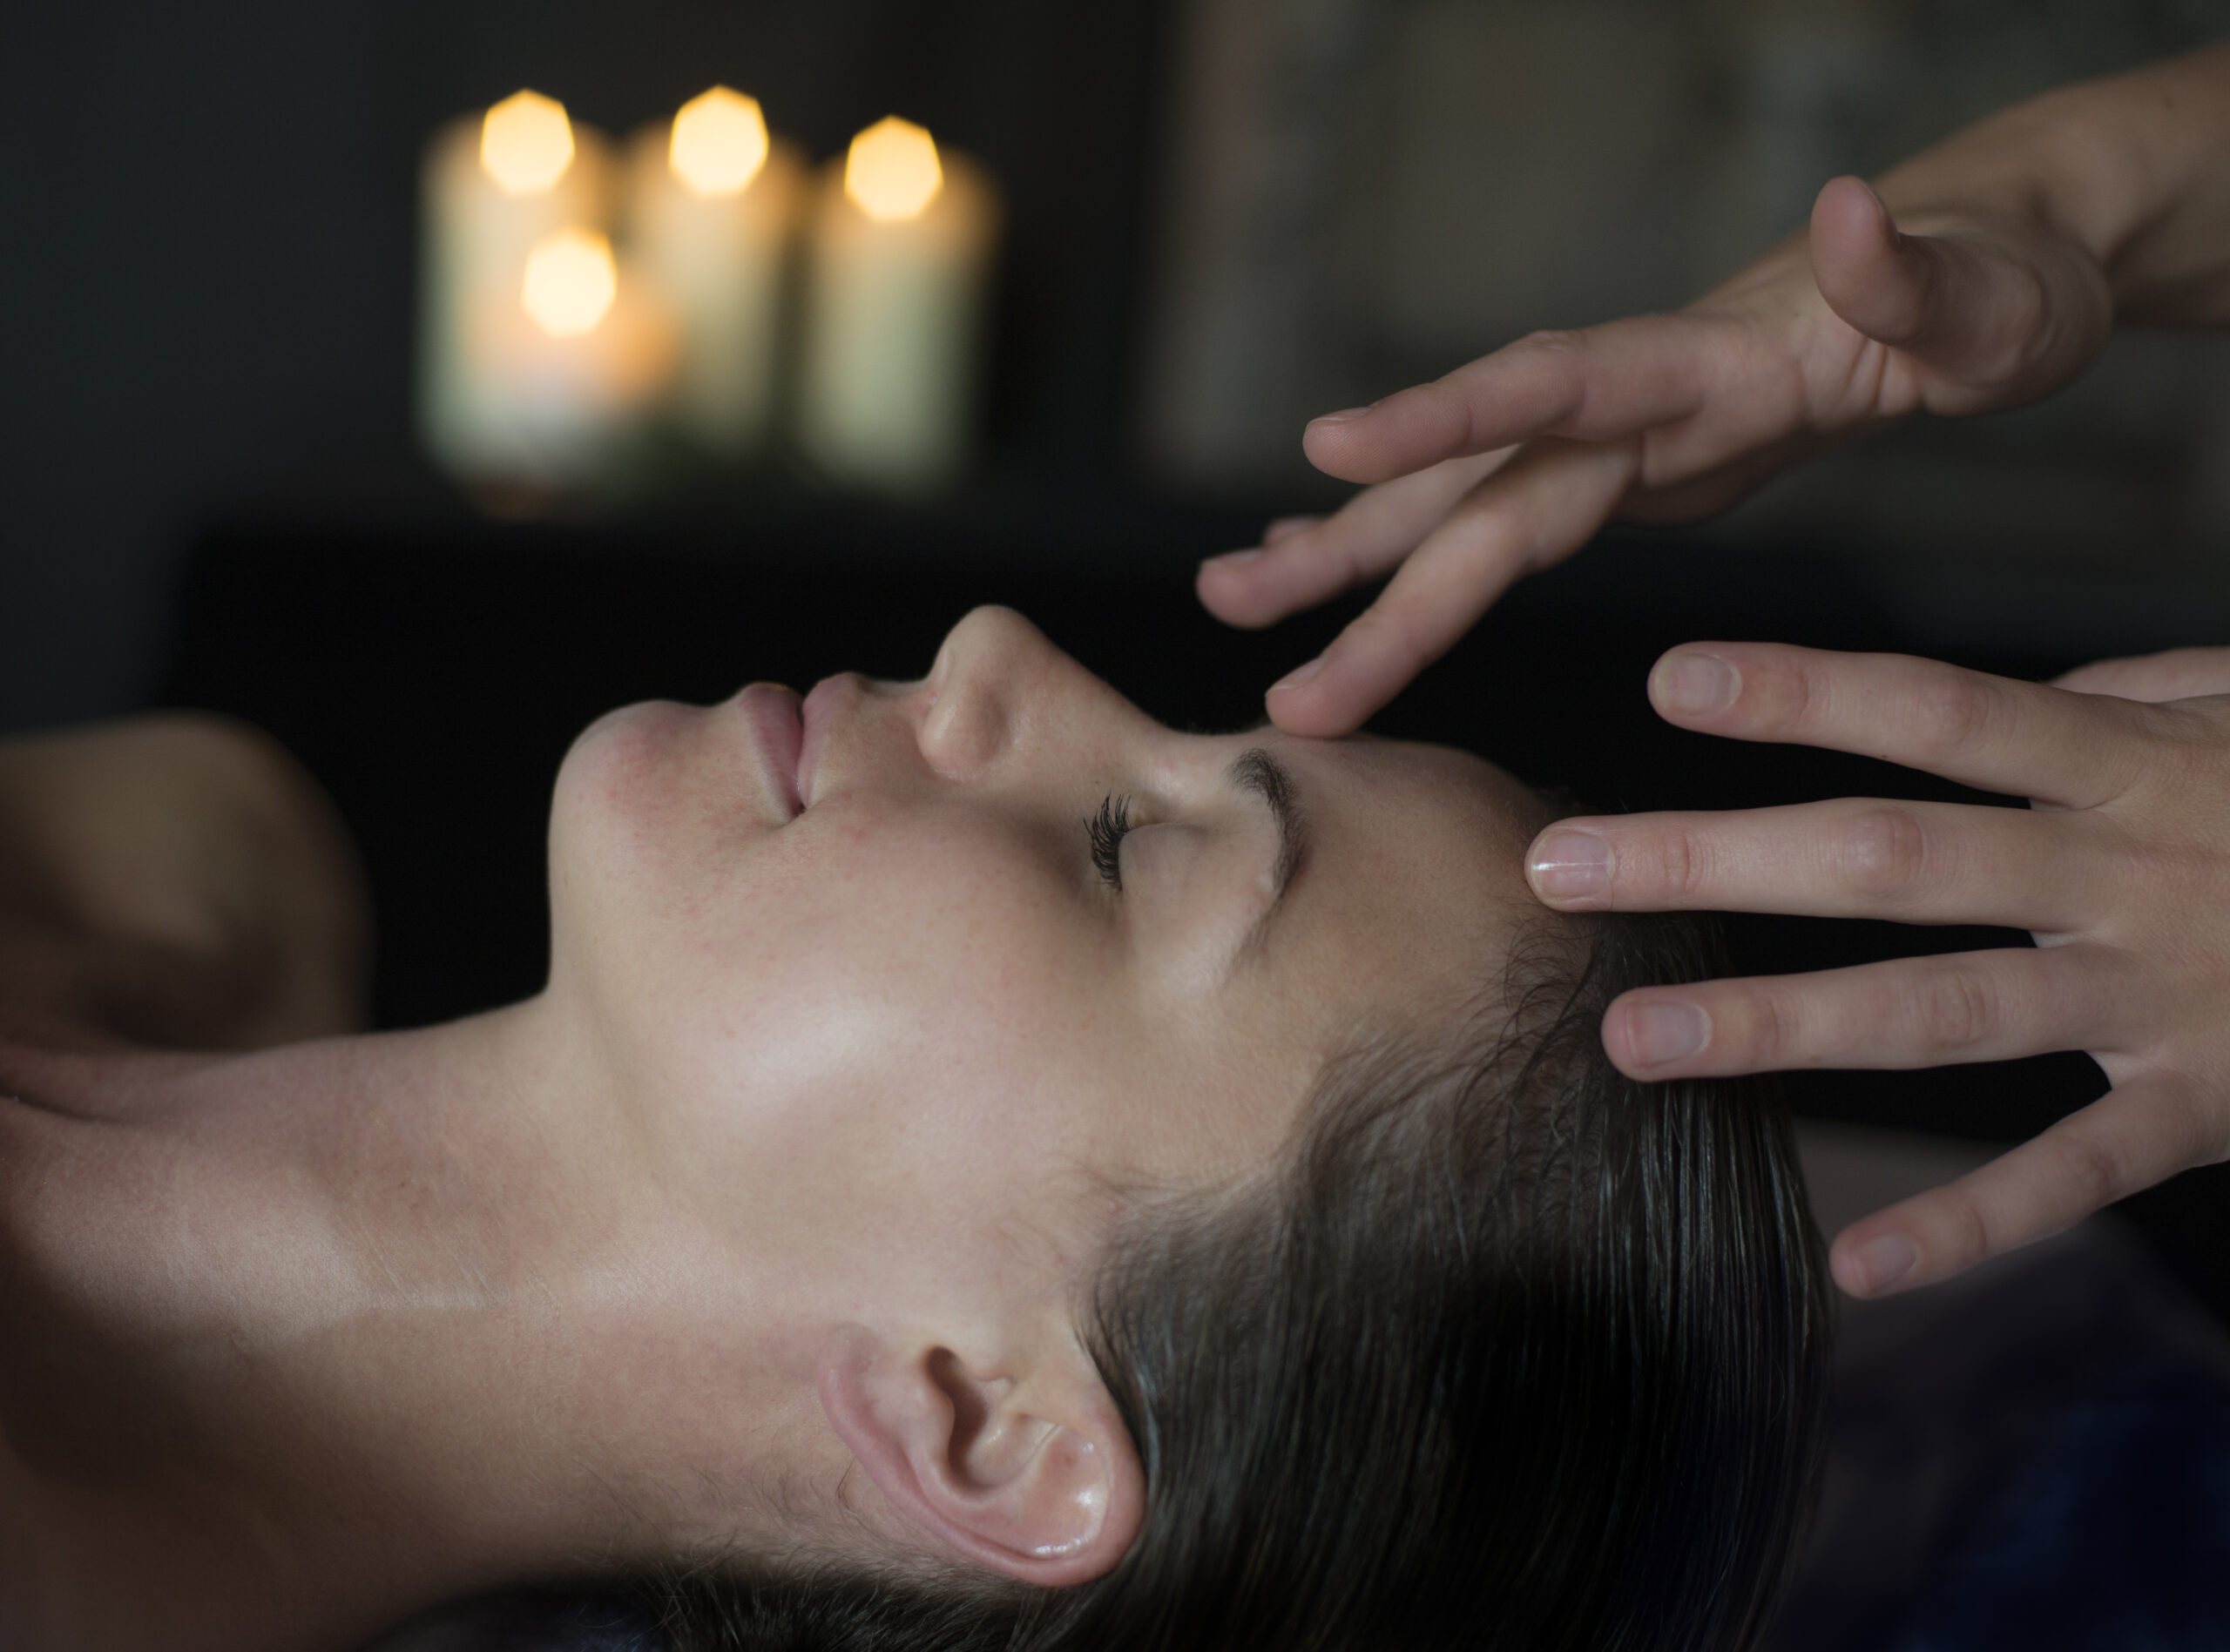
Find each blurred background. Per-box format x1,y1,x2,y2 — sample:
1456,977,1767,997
11,3,2230,1639
10,0,2230,733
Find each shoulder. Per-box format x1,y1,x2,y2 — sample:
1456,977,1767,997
0,714,371,1051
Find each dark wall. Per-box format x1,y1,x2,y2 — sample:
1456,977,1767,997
0,1,1174,732
3,4,393,730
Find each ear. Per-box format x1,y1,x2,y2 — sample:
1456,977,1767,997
817,1325,1145,1587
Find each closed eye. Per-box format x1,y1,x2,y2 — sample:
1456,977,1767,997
1086,793,1133,892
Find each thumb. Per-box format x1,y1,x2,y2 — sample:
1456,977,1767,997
1808,174,2108,408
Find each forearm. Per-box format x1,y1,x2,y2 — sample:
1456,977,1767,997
1876,42,2230,325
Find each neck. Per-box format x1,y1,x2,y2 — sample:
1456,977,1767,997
0,1005,828,1650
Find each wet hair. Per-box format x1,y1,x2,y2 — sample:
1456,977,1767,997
639,908,1833,1650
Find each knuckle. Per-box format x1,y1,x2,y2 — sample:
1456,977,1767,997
1513,327,1586,359
1907,966,1998,1055
1835,807,1931,899
1734,651,1818,735
2132,705,2221,798
1904,669,1997,763
1333,535,1380,592
2144,1085,2216,1173
1737,987,1800,1069
1943,1190,1998,1272
1643,827,1710,901
2049,1130,2132,1217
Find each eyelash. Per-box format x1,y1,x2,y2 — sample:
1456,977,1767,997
1086,793,1134,892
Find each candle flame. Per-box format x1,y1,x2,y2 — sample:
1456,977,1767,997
482,91,576,194
670,86,770,198
522,228,618,336
844,116,943,223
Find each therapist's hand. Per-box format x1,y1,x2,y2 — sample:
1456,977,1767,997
1199,175,2112,736
1522,641,2230,1298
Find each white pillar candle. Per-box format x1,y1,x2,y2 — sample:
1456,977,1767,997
418,91,672,489
798,117,1000,495
477,227,675,487
627,88,803,457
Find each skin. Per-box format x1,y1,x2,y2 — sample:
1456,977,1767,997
1526,641,2230,1298
1193,42,2230,1296
0,607,1549,1651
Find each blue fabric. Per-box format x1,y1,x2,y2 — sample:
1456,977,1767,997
1886,1376,2230,1652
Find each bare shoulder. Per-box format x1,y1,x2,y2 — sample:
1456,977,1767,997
0,714,372,1051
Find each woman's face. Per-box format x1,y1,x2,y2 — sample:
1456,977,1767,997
544,608,1551,1327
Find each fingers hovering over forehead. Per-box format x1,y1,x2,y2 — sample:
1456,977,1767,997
1261,437,1640,737
1299,316,1721,486
1641,642,2148,807
1197,450,1508,630
1830,1079,2227,1297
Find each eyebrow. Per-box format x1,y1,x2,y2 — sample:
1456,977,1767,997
1228,746,1307,955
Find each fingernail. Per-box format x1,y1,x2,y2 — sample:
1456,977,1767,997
1201,547,1265,571
1855,1233,1919,1293
1310,407,1373,425
1269,656,1326,693
1263,515,1322,544
1658,651,1739,716
1627,999,1708,1065
1527,831,1612,900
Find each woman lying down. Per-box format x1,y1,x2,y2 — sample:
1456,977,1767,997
0,606,1829,1651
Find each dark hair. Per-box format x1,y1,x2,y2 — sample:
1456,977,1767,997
642,909,1832,1650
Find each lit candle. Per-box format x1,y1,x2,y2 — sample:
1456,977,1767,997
627,87,803,457
798,117,1000,494
418,91,672,489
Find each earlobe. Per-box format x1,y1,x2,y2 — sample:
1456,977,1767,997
817,1325,1145,1588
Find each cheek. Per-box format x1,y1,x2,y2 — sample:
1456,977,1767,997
590,806,1122,1153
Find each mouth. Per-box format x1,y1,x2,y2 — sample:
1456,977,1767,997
735,684,806,819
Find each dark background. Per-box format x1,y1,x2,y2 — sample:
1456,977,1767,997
1,0,1174,730
5,3,2230,1310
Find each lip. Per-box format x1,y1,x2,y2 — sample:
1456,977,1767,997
735,683,805,819
797,675,855,808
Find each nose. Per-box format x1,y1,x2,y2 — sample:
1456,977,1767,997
915,606,1098,780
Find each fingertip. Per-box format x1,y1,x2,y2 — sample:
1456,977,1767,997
1262,696,1352,738
1811,174,1890,239
1601,993,1712,1075
1301,414,1362,478
1263,658,1368,738
1261,515,1322,546
1524,826,1612,907
1648,648,1741,719
1196,551,1279,630
1811,176,1936,346
1829,1225,1922,1298
1268,652,1325,691
1301,402,1411,484
1196,546,1263,597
